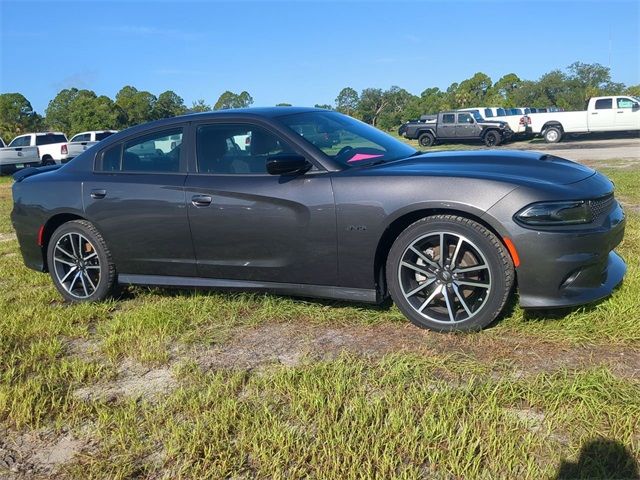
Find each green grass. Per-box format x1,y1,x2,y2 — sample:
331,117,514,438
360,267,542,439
0,165,639,478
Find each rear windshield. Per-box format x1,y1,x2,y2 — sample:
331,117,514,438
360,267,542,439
95,131,115,141
35,134,67,146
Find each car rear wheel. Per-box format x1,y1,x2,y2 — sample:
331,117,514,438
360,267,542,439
484,130,502,147
543,127,562,143
41,156,55,166
47,220,116,302
386,215,514,332
418,132,435,147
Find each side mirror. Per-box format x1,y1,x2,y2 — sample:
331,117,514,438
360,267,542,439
266,153,311,175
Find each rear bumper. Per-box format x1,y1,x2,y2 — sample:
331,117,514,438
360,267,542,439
513,201,626,308
0,161,42,175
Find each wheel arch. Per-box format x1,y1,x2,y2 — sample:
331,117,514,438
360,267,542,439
40,212,88,271
541,121,564,134
373,206,514,297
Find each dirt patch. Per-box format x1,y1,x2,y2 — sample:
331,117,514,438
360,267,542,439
73,359,176,403
0,233,16,243
0,426,95,479
193,323,640,379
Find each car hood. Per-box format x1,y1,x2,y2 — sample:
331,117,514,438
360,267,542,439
370,150,596,186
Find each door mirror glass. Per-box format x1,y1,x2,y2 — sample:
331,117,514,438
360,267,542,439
266,153,311,175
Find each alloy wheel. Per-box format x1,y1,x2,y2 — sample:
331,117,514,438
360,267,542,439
52,232,101,299
397,231,491,324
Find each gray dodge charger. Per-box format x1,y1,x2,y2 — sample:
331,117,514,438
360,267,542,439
11,108,626,332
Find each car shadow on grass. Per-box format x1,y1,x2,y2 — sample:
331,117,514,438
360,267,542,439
554,438,639,480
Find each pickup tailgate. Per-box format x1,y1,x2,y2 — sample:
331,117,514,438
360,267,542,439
0,145,40,167
67,141,97,158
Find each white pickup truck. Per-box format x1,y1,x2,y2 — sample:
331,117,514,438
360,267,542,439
458,107,530,136
8,132,70,165
67,130,118,159
0,136,41,174
527,96,640,143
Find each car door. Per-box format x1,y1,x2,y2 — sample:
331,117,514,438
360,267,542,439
184,121,337,285
590,98,615,131
438,114,456,138
614,97,640,130
83,125,196,276
455,113,477,138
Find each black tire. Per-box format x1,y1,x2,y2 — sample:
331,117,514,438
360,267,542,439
41,156,54,166
483,130,502,147
386,215,514,332
418,132,435,147
47,220,117,302
543,126,562,143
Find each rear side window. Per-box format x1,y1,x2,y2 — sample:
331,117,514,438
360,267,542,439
96,128,183,173
595,98,612,109
36,134,67,145
95,131,115,141
442,114,455,124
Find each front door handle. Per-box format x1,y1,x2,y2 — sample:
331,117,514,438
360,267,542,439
191,195,212,207
90,189,107,199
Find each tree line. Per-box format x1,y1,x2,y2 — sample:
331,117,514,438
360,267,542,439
1,62,638,142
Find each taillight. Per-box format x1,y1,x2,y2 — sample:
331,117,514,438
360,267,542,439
519,116,531,125
61,144,68,155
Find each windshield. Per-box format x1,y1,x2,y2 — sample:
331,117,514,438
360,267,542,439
279,111,416,167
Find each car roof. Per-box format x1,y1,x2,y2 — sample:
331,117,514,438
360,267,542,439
175,106,324,120
33,132,66,136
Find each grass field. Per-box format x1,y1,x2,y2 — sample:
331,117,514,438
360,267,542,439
0,161,639,478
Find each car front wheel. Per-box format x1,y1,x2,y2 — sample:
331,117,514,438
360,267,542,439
47,220,117,302
386,215,514,332
484,130,502,147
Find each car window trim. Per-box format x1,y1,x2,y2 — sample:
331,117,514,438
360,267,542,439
93,125,188,175
187,118,326,175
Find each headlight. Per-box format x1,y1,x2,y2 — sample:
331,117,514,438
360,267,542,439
515,201,593,226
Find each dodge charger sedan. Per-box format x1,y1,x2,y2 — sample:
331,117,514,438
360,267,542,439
11,108,626,332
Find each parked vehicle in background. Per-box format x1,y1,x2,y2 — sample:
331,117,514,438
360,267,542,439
527,96,640,143
399,111,513,147
458,107,529,137
8,132,69,165
67,130,118,159
0,135,42,174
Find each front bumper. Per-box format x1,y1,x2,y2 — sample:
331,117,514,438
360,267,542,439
512,201,626,309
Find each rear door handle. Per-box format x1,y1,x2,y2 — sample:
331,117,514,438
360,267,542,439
191,195,212,207
90,189,107,199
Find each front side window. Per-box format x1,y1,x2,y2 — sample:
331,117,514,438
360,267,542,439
279,111,416,167
196,124,292,174
9,135,30,147
458,113,473,124
96,128,183,172
617,97,637,109
71,133,90,142
484,108,494,118
595,98,612,110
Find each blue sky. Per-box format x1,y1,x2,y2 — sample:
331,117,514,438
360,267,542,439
1,0,639,113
